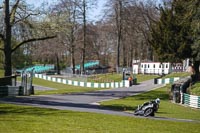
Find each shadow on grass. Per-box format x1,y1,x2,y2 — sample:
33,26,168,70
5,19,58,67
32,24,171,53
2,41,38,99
0,103,69,116
100,104,137,111
0,96,124,115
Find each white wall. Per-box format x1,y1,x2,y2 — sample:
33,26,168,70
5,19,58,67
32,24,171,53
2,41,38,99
132,64,139,74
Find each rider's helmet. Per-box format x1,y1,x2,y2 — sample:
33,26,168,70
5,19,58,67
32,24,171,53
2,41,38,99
155,98,160,104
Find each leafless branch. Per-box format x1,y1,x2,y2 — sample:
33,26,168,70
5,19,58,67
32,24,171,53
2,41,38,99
11,35,57,53
14,13,39,24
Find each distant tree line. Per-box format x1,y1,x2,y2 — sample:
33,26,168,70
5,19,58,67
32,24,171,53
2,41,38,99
0,0,199,81
34,0,159,74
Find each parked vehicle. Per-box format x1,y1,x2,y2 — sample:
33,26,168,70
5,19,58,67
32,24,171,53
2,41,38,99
134,98,160,117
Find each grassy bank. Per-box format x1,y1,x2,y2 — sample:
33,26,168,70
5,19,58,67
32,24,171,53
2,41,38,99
163,72,191,78
190,82,200,96
53,73,158,83
87,73,159,83
31,78,105,95
0,103,199,133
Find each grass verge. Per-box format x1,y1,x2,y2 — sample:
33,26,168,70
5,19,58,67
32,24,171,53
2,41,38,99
100,85,200,121
0,103,199,133
87,73,122,82
163,72,191,78
190,82,200,96
135,74,159,82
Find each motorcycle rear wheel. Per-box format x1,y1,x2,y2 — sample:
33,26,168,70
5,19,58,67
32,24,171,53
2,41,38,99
144,108,153,117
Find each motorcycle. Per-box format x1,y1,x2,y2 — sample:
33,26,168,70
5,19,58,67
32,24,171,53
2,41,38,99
134,98,160,117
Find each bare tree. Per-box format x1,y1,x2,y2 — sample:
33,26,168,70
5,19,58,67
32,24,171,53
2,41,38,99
101,0,159,70
79,0,96,74
50,0,83,74
0,0,56,81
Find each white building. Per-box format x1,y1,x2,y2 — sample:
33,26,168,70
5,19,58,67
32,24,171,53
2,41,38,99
132,59,189,75
133,62,171,75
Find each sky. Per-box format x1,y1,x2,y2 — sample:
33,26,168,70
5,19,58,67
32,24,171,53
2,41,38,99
27,0,106,21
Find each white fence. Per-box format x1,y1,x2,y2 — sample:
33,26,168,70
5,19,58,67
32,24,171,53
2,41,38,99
34,74,130,88
180,93,200,109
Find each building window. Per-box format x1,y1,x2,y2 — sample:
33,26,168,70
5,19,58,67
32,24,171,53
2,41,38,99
166,64,168,68
153,64,155,68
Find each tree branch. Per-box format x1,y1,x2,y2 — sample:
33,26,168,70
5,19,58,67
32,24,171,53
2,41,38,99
10,0,20,25
11,35,57,53
14,13,39,24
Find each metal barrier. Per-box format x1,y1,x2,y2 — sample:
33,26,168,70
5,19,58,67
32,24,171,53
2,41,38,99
21,70,34,95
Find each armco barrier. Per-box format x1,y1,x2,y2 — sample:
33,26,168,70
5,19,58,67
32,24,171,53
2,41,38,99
34,74,130,88
181,93,200,109
154,77,180,84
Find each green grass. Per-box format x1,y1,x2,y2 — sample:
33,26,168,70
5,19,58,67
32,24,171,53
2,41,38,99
190,82,200,96
87,73,122,82
0,70,4,77
0,103,199,133
31,78,106,95
100,85,200,121
163,72,191,78
87,73,159,83
135,74,159,82
84,72,189,83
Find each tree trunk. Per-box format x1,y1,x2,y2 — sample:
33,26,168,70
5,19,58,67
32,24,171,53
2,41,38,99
56,54,60,75
71,46,75,74
122,39,126,67
130,43,134,67
193,61,200,81
71,9,76,75
4,0,12,79
116,0,122,72
81,0,86,75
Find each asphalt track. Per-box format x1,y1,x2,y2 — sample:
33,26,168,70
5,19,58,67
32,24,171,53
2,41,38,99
1,80,200,123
